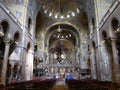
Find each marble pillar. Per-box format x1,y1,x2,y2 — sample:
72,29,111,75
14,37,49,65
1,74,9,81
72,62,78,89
9,63,14,83
25,50,33,80
90,48,97,79
1,40,10,85
111,38,119,82
95,47,101,81
100,43,112,81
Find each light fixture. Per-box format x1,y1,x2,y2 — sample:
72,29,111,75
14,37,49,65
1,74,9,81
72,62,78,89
116,25,120,32
71,12,75,16
115,24,120,33
77,8,80,13
55,14,58,18
67,14,70,18
43,0,80,20
15,40,19,45
44,9,47,13
0,25,4,37
69,34,71,37
66,35,68,38
49,12,52,16
49,39,68,63
57,25,62,32
60,16,64,19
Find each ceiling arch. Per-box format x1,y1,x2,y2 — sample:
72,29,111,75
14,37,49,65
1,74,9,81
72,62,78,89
42,0,81,20
45,24,80,48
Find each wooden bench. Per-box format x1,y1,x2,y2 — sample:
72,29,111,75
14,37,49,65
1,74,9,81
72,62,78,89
65,79,120,90
6,78,56,90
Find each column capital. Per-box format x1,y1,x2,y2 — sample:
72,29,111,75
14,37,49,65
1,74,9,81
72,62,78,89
110,38,117,42
4,39,13,44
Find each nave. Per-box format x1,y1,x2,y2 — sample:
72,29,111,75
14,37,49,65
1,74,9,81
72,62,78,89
52,81,68,90
1,0,120,89
1,77,120,90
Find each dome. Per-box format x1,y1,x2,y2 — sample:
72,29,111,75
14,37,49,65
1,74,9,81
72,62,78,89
42,0,81,20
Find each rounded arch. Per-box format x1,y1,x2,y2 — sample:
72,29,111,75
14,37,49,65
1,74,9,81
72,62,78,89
92,17,95,30
45,24,80,48
13,31,20,45
111,17,119,31
80,11,88,25
28,17,33,35
50,39,74,51
28,17,32,29
92,41,96,48
0,20,9,58
35,11,43,36
102,30,107,40
0,20,9,34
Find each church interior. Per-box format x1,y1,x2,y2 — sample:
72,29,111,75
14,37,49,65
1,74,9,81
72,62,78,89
0,0,120,90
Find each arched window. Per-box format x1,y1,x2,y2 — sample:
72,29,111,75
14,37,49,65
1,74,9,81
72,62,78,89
92,18,95,30
92,41,95,48
111,18,119,33
1,20,9,34
28,18,32,34
102,30,107,40
28,18,32,29
111,18,120,64
90,17,95,34
14,32,20,45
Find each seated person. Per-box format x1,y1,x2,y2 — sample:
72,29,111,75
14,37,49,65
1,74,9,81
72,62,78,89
66,74,73,79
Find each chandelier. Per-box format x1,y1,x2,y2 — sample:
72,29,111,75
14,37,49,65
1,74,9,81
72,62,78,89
49,39,68,63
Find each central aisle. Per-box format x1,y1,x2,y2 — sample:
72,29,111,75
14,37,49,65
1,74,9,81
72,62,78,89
52,81,68,90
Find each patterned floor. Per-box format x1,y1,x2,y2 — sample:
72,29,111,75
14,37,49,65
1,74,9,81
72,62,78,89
52,81,68,90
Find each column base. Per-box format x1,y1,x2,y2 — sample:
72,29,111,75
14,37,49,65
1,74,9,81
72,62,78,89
116,74,120,83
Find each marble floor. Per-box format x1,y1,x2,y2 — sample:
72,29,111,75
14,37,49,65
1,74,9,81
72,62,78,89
52,81,68,90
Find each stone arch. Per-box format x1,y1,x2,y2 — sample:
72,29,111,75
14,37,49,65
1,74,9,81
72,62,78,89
28,17,33,34
0,20,9,56
111,18,120,65
91,17,95,33
111,17,119,32
45,24,80,48
0,20,9,36
13,31,20,45
25,41,33,80
92,41,96,48
0,20,9,66
102,30,107,40
101,30,113,81
91,40,98,79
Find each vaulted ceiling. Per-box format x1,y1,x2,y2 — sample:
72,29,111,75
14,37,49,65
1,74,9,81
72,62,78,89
35,0,88,50
42,0,81,20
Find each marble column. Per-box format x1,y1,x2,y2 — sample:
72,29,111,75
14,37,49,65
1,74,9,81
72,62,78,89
96,47,101,81
30,53,34,80
14,46,22,80
1,40,10,85
9,63,14,83
16,65,21,80
90,49,97,79
111,38,119,82
25,50,33,80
